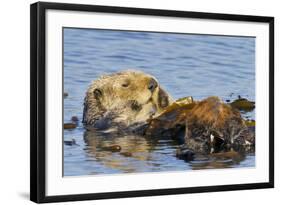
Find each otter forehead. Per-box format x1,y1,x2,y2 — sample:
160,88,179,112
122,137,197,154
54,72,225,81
89,70,157,90
103,70,155,82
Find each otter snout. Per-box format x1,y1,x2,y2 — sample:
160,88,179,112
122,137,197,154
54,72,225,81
130,100,142,111
148,78,158,92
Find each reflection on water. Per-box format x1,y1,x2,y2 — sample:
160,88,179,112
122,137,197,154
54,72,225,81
63,28,255,176
84,131,166,174
82,131,254,175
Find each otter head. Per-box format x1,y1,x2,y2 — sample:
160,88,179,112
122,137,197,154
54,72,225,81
83,70,173,130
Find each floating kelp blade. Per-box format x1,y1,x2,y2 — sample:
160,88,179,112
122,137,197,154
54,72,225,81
64,139,77,146
145,96,195,137
64,123,77,129
230,98,255,111
174,96,194,105
101,145,122,152
120,152,133,157
245,120,255,127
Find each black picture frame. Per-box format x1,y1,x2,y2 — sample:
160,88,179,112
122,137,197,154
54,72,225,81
30,1,274,203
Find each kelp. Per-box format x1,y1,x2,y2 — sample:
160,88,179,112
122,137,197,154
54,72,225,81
100,145,122,152
245,119,255,127
145,96,195,137
144,96,255,151
230,98,255,111
64,139,77,146
64,123,77,129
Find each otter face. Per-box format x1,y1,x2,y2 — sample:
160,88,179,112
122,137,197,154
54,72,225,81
103,71,158,107
83,70,173,129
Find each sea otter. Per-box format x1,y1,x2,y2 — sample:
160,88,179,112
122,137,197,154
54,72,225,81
82,70,173,131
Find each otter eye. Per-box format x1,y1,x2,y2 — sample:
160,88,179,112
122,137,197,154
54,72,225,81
121,82,130,87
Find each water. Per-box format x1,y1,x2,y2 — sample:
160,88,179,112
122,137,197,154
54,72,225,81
63,28,255,176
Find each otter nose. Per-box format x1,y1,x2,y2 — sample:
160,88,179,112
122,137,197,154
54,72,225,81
148,78,158,92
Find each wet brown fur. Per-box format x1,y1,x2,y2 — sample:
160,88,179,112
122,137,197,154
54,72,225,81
187,96,244,130
185,96,248,152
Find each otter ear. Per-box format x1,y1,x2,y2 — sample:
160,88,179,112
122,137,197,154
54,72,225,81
158,87,170,108
93,88,102,99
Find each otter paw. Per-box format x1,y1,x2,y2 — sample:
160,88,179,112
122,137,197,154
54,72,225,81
158,87,170,108
176,146,195,161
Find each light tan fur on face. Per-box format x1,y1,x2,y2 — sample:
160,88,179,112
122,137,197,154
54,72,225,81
83,70,173,128
95,71,155,108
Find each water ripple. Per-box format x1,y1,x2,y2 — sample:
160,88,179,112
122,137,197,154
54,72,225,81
63,28,255,176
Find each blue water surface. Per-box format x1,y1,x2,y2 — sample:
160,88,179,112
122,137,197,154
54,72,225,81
63,28,255,176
